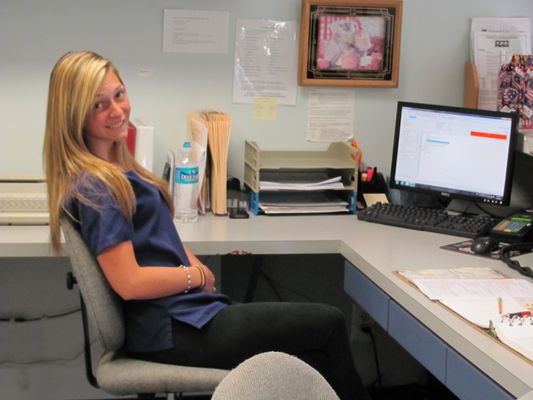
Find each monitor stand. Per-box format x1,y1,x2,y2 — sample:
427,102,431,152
445,199,484,216
395,189,448,209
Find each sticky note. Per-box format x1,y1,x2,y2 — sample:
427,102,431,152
363,193,389,208
254,97,277,120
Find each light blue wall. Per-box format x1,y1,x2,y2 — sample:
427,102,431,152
1,3,532,398
1,0,532,180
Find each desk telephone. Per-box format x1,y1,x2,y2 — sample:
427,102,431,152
488,211,533,280
490,211,533,243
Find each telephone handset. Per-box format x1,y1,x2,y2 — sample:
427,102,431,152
490,211,533,243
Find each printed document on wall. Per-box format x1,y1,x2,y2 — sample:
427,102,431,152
163,9,229,54
470,17,531,111
233,19,297,105
306,89,354,142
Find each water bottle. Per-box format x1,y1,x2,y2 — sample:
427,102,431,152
174,141,198,223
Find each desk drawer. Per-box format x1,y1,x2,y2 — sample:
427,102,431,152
446,349,514,400
388,301,447,383
343,261,389,329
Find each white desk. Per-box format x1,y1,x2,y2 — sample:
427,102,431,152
1,214,532,399
0,225,55,257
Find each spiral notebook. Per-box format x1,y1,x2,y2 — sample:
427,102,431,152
397,267,533,362
491,315,533,362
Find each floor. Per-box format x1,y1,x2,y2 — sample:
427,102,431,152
368,375,459,400
82,382,458,400
91,378,459,400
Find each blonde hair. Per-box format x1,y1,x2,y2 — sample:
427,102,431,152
43,51,172,253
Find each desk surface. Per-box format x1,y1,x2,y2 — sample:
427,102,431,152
1,214,532,397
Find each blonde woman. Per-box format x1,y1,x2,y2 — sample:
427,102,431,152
43,51,370,400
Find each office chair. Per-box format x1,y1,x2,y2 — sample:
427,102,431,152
211,351,340,400
61,216,228,399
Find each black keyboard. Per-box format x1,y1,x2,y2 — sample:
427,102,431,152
357,203,498,238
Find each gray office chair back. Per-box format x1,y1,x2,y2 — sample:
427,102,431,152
61,216,228,396
62,216,125,352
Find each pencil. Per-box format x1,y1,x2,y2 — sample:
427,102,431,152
497,297,503,315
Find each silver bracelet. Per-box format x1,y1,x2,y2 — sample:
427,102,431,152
182,266,192,293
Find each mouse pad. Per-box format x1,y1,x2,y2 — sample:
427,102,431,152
440,240,531,260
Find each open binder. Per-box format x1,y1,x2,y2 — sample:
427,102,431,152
397,267,533,362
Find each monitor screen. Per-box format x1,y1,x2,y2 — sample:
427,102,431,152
390,101,518,206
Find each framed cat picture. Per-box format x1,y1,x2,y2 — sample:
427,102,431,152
299,0,403,87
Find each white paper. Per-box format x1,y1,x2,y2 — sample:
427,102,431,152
163,9,229,54
441,297,526,329
258,191,349,214
306,89,355,143
470,17,531,111
233,19,297,105
260,176,344,191
398,266,506,281
470,17,531,44
260,205,349,214
520,132,533,154
411,278,533,301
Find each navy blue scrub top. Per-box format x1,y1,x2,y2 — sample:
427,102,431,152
70,171,229,352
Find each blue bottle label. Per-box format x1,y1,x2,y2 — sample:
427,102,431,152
175,166,198,184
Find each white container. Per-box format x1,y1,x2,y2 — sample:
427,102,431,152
174,141,198,223
134,124,155,172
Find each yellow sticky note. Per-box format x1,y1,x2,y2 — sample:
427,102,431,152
254,97,277,120
363,193,389,208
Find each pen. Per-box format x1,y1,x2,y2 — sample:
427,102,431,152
497,297,503,315
506,311,532,319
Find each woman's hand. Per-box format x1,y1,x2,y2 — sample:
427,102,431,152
185,245,216,294
196,264,216,294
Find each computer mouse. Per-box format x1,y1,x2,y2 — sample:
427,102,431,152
470,236,499,255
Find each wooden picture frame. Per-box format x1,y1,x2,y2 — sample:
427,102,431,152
299,0,402,88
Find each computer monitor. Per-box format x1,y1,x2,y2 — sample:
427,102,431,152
390,101,518,207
